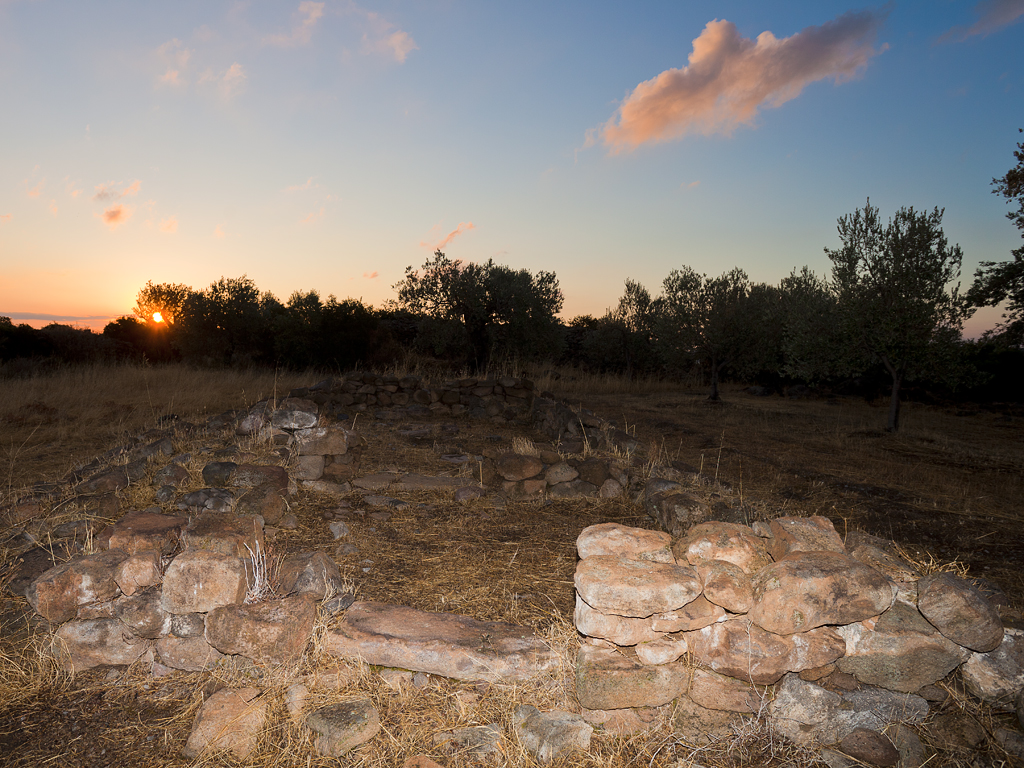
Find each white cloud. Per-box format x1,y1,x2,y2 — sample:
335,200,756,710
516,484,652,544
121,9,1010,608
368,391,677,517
265,1,326,46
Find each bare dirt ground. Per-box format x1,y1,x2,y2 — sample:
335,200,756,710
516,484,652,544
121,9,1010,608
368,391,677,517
1,369,1022,767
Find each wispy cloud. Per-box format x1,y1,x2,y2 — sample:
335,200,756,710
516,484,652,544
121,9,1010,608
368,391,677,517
363,271,379,279
99,204,132,230
301,207,325,224
421,221,476,250
159,216,178,233
348,3,418,63
214,224,226,239
938,0,1024,42
156,38,193,87
265,1,325,46
683,180,701,189
595,11,887,153
49,200,58,216
0,214,11,224
198,62,248,99
64,177,82,198
26,180,44,198
285,177,317,193
92,180,140,202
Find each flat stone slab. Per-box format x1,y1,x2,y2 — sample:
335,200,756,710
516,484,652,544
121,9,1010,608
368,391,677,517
391,474,479,491
324,601,559,683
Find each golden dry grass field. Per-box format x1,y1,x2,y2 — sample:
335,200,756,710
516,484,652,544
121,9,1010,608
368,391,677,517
0,363,1022,767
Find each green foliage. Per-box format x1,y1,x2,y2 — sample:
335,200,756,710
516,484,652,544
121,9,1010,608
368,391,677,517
967,128,1024,346
825,199,970,430
174,276,279,366
393,250,564,370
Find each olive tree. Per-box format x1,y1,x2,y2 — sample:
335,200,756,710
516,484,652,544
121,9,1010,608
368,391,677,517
826,200,969,431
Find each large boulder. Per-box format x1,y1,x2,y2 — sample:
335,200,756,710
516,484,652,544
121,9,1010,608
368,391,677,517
54,618,153,672
684,619,846,685
182,687,268,760
576,646,688,710
27,549,128,623
917,573,1004,653
764,515,845,559
160,550,248,614
576,523,673,563
747,551,894,635
673,521,772,574
205,594,317,665
574,595,661,646
106,509,187,555
575,555,701,618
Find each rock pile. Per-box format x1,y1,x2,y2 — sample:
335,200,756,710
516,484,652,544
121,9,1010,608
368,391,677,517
573,518,1023,753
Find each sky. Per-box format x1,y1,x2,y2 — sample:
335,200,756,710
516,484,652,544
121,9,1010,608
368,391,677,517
1,0,1022,337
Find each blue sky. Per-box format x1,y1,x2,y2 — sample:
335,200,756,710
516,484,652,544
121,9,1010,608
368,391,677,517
1,0,1021,336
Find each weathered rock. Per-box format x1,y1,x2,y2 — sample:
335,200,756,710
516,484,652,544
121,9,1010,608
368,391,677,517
27,549,128,623
232,463,289,490
157,635,229,671
307,699,380,757
649,595,726,632
599,478,624,498
202,461,237,486
325,601,559,682
160,550,248,614
547,479,597,498
5,541,81,597
684,619,846,685
576,523,673,563
960,628,1024,708
747,551,894,635
54,618,153,672
674,521,772,574
183,687,267,760
277,551,346,600
545,462,578,485
581,705,667,736
169,612,206,637
890,726,928,768
495,453,544,481
433,724,503,763
182,512,264,559
917,572,1004,653
636,636,688,666
687,666,769,713
836,599,969,693
107,509,187,555
576,458,611,488
575,646,688,710
391,474,477,492
235,484,288,525
113,550,162,596
765,515,846,559
78,467,129,493
770,674,928,745
695,559,754,614
671,693,741,744
293,454,325,480
839,728,900,767
575,555,701,618
295,426,355,459
644,488,710,537
513,705,593,763
574,594,661,646
845,531,919,583
272,406,318,430
206,594,317,665
177,487,234,513
115,586,171,639
153,461,190,488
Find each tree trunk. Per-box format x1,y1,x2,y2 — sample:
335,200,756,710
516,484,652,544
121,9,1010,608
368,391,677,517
887,372,902,432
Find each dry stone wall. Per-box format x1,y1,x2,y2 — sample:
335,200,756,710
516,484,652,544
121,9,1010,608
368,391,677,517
573,516,1022,748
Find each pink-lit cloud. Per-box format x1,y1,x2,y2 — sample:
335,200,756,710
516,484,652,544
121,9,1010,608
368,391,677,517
214,224,225,239
939,0,1024,42
363,271,379,279
349,4,418,63
156,39,193,86
92,180,141,202
285,177,317,193
99,204,132,230
26,180,44,198
64,178,82,198
49,200,58,216
597,11,886,152
421,221,476,250
199,63,247,99
159,216,178,233
0,214,11,224
301,207,325,224
266,2,325,46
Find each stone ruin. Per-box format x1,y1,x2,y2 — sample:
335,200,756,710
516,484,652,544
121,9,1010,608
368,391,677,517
4,370,1024,764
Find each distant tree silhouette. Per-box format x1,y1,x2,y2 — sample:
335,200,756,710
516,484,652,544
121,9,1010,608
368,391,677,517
967,128,1024,346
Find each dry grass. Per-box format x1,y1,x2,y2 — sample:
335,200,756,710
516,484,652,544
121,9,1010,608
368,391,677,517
1,363,1023,766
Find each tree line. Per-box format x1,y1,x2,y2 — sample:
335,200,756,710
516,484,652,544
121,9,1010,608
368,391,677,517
3,132,1022,430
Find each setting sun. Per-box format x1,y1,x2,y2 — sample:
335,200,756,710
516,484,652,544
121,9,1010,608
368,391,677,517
152,312,164,323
